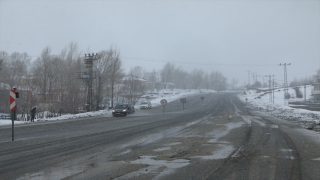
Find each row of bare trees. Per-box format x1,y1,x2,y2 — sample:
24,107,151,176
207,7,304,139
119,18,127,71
129,62,229,92
0,43,230,114
0,43,124,114
162,63,229,91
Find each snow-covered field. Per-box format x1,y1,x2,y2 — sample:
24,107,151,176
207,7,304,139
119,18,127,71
0,89,215,126
239,85,320,131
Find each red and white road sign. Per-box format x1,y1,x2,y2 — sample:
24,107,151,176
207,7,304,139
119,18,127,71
10,89,16,111
160,99,167,106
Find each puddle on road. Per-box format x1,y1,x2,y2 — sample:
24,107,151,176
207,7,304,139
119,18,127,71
312,157,320,161
116,148,132,156
154,142,182,151
280,149,296,160
154,147,172,152
164,142,181,146
285,156,296,160
116,151,190,179
280,149,294,152
131,156,190,169
192,144,234,160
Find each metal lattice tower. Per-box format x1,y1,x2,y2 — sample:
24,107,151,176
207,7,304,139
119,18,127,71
280,63,291,106
77,53,100,112
265,75,274,103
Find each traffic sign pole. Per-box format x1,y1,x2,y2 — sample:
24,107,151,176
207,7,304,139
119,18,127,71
160,99,167,114
10,89,17,141
11,111,15,141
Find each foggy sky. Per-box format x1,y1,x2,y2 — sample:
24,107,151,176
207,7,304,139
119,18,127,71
0,0,319,85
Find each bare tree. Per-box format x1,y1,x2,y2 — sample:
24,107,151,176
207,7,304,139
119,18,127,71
210,71,227,91
230,78,239,90
202,72,210,90
161,62,175,89
150,69,162,91
173,67,188,89
0,51,9,87
32,47,51,101
0,51,8,71
122,75,146,104
190,68,204,89
93,50,112,110
59,42,85,113
129,66,145,79
108,46,124,108
0,51,30,89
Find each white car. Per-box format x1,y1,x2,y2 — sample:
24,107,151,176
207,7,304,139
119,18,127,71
139,101,152,109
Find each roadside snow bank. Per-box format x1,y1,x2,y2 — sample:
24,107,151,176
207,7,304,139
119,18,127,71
239,89,320,131
1,89,214,126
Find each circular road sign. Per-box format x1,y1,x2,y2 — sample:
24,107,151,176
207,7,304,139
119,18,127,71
160,99,167,106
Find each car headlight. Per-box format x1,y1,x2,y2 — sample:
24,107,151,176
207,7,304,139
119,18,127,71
123,109,127,112
112,110,115,112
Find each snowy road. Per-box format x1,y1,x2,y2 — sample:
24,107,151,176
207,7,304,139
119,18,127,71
1,92,320,179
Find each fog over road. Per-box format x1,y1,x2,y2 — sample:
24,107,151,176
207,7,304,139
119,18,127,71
1,93,320,180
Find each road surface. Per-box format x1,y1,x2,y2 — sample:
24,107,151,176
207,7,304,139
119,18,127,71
1,92,320,179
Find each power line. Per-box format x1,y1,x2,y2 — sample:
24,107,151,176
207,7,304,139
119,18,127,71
2,54,279,67
122,57,277,66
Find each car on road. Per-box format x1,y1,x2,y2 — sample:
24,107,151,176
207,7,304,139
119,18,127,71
0,113,10,119
112,104,135,117
139,101,152,109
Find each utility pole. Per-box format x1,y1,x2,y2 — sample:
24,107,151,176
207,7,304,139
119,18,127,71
304,82,307,104
280,63,291,106
273,78,275,104
246,70,251,87
266,75,274,103
252,73,259,86
78,53,100,112
252,73,256,83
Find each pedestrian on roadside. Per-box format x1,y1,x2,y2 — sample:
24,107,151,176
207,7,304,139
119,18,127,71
30,107,37,122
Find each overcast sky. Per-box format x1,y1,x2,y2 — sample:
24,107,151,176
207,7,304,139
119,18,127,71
0,0,319,85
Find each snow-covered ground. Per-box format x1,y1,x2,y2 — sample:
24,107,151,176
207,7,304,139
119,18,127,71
239,85,320,131
0,89,215,126
3,85,320,131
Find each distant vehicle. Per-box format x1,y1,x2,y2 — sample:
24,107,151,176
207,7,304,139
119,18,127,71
0,113,10,119
112,104,135,117
140,101,152,109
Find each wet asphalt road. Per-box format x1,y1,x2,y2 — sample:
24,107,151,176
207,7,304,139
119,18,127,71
1,92,320,180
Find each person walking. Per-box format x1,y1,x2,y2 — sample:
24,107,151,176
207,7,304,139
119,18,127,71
30,107,36,122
